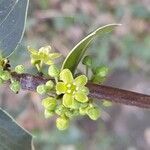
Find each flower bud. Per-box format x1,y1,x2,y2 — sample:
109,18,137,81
45,80,54,90
9,80,21,93
91,75,105,84
70,100,81,109
36,84,47,94
82,55,92,67
0,71,10,81
87,107,100,120
42,97,57,110
94,66,109,77
15,65,25,74
56,116,69,130
65,110,74,118
48,65,60,77
79,107,87,115
55,105,66,116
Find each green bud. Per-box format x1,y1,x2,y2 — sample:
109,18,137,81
82,55,92,67
80,102,88,108
15,65,25,74
56,116,69,130
0,71,10,81
70,100,81,109
103,100,112,107
79,107,87,115
55,105,66,116
36,84,47,94
87,107,100,120
48,65,60,77
44,109,54,118
65,110,74,118
91,75,105,84
42,97,57,110
94,66,109,77
65,109,79,118
45,80,54,90
9,80,21,93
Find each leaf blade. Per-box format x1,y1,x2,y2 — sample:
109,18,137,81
0,0,29,57
61,24,121,73
0,108,33,150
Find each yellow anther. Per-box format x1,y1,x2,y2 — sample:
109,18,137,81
67,84,71,88
76,87,79,91
67,89,72,94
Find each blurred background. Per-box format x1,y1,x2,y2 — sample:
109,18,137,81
0,0,150,149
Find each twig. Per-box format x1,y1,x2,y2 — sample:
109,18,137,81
11,73,150,109
87,83,150,109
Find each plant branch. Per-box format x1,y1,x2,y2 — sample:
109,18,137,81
87,83,150,109
11,73,150,109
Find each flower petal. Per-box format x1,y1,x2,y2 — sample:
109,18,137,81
80,87,89,95
60,69,73,83
75,92,88,103
56,82,67,94
48,53,61,59
74,75,87,86
31,54,40,60
63,94,74,108
44,60,53,65
39,46,51,53
28,46,38,55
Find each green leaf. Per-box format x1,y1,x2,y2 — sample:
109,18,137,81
0,108,33,150
0,0,29,58
61,24,121,73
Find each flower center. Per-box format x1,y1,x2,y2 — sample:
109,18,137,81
66,83,76,94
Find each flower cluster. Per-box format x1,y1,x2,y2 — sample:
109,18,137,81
0,45,112,131
0,40,111,130
0,56,22,93
30,46,113,130
37,68,100,130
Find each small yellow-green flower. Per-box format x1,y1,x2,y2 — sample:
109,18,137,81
56,69,89,108
28,46,61,70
